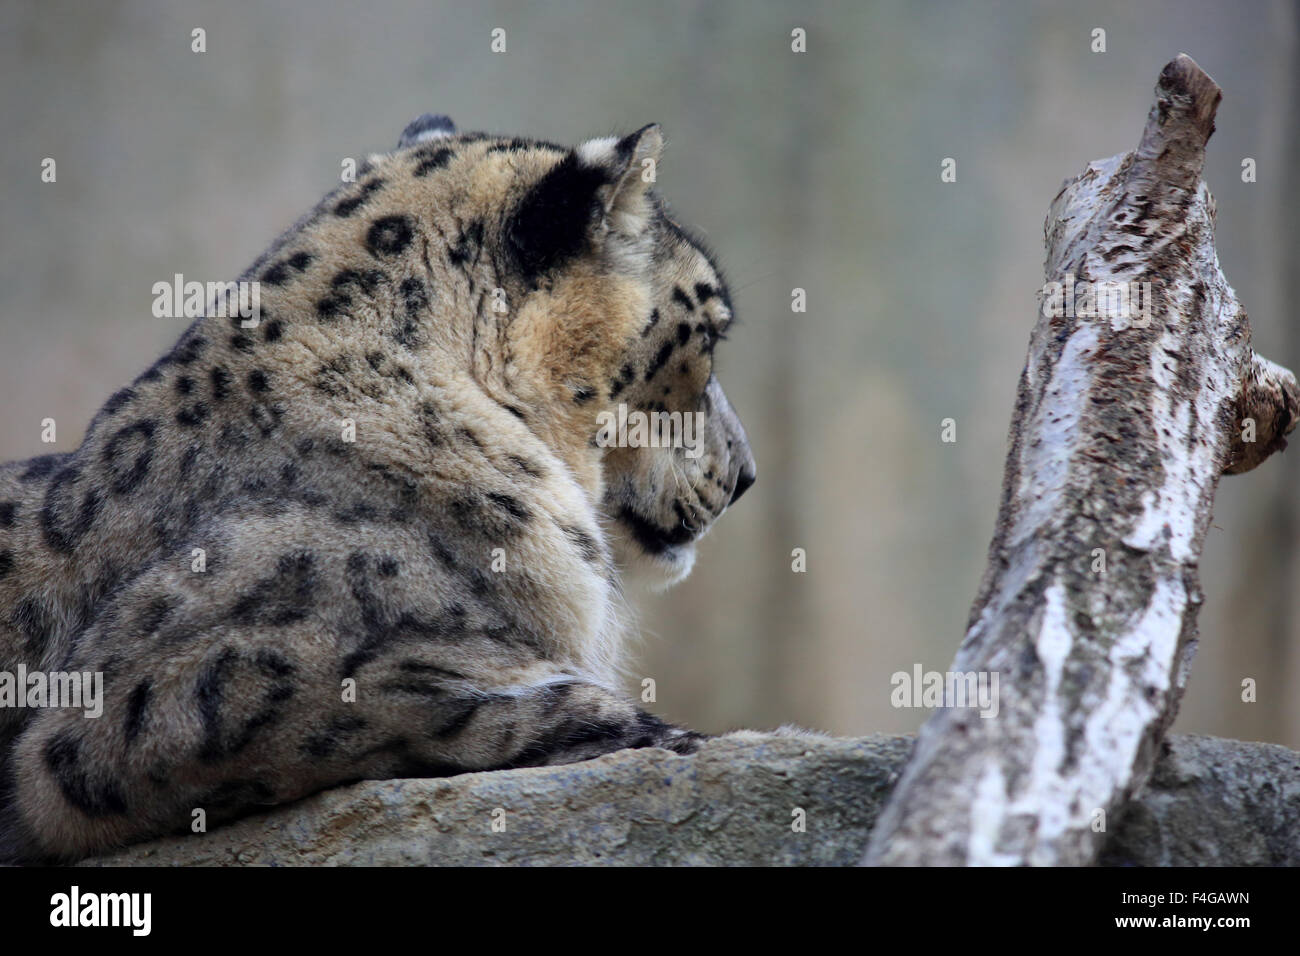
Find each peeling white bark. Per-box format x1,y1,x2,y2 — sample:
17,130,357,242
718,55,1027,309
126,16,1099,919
863,55,1299,867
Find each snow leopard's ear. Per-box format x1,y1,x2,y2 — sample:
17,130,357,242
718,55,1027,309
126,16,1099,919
578,124,663,235
397,113,456,148
506,125,663,283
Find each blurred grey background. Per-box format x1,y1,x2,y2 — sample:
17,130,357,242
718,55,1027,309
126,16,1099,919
2,0,1297,747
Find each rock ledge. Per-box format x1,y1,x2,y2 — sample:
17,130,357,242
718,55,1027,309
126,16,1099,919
78,733,1299,866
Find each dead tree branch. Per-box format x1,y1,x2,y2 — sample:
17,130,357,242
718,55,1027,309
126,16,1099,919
863,54,1299,867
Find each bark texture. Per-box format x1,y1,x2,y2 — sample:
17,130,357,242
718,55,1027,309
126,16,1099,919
863,54,1299,866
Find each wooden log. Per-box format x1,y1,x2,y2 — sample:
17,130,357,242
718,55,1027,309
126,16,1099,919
863,54,1299,867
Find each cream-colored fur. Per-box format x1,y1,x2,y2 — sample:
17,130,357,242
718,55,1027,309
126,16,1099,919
0,118,755,862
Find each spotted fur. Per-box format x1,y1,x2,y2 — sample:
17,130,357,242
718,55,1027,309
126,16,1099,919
0,116,755,862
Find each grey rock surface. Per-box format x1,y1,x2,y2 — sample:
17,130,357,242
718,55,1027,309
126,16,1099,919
77,732,1297,866
1101,733,1300,866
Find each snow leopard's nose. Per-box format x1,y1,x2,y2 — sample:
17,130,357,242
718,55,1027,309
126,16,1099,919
704,376,756,508
730,464,756,505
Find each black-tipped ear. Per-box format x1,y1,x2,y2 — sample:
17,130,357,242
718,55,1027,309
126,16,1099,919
507,125,664,283
577,125,663,229
507,155,608,283
605,124,663,214
398,113,456,148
